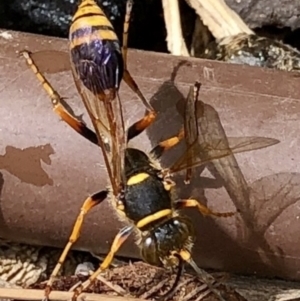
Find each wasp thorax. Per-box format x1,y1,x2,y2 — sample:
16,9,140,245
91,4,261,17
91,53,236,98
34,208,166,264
124,148,156,178
139,216,195,268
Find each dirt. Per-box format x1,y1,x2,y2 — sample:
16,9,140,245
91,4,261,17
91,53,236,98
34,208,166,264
28,261,247,301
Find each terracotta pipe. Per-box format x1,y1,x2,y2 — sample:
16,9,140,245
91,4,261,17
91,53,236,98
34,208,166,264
1,29,300,281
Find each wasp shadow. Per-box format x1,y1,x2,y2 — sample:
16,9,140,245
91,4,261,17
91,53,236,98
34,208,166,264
144,61,253,271
145,61,299,279
243,172,300,279
0,144,55,187
146,61,251,210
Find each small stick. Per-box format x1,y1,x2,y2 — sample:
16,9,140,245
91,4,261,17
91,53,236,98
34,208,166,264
185,0,254,40
0,288,144,301
94,274,128,296
161,0,190,56
138,278,169,299
275,290,300,301
181,284,208,301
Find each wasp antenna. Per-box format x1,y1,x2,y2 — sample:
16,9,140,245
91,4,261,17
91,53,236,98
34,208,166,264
188,258,226,301
157,254,184,301
188,258,214,282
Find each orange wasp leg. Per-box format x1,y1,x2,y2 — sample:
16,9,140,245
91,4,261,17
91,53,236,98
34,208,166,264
72,225,134,300
121,0,156,113
20,50,99,145
122,0,132,72
175,199,236,218
149,127,185,159
127,109,157,141
43,190,108,300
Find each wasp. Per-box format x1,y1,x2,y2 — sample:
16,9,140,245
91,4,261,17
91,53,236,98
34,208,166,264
21,0,280,300
21,0,156,150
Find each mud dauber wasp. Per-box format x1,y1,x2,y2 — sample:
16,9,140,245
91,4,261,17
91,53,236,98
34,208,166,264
21,0,279,300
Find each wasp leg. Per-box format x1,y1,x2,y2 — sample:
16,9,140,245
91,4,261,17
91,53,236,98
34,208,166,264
149,128,185,159
71,226,134,300
121,0,154,112
175,199,235,218
123,69,155,112
43,190,108,300
127,110,157,141
20,50,98,145
122,0,132,71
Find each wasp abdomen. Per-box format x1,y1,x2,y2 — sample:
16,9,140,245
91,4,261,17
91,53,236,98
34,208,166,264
70,39,123,95
69,0,123,96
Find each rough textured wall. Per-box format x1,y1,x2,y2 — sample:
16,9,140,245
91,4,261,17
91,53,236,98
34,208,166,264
226,0,300,29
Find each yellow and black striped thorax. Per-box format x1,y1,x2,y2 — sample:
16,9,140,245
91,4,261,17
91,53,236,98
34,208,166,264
69,0,123,97
122,148,173,229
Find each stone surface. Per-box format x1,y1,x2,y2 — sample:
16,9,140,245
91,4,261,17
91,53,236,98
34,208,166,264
226,0,300,30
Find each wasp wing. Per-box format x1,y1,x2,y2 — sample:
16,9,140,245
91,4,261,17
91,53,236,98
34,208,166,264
70,62,126,196
181,82,201,182
170,136,279,174
28,46,126,193
171,82,280,174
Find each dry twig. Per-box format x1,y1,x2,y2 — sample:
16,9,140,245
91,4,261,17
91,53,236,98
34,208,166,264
0,288,143,301
185,0,254,40
161,0,190,56
138,278,169,299
273,289,300,301
94,274,127,296
181,284,208,301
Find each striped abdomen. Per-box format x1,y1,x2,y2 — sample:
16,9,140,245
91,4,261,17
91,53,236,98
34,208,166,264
69,0,123,99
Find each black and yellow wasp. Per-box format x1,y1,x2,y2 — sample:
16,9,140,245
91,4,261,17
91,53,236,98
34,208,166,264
21,0,279,300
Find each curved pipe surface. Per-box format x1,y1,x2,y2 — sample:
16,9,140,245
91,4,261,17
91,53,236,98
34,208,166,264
1,29,300,281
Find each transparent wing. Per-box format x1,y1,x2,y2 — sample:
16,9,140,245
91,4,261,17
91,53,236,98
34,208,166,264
170,136,279,174
70,63,126,195
181,83,201,181
171,82,280,174
27,49,126,193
